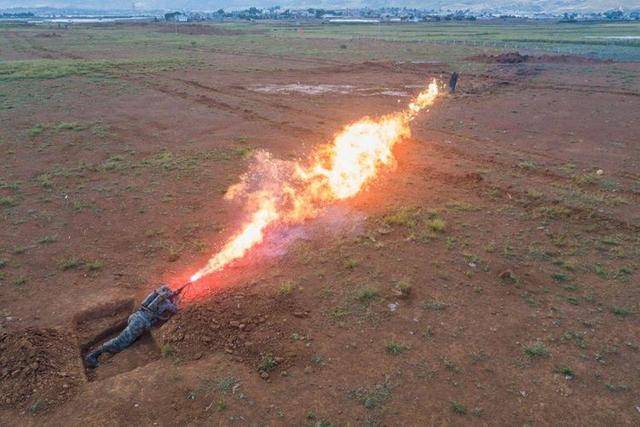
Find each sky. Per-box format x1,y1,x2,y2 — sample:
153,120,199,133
2,0,638,12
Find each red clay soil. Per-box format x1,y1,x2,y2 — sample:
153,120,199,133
0,24,639,425
0,328,82,410
159,285,313,377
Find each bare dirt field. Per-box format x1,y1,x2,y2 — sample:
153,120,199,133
1,21,639,425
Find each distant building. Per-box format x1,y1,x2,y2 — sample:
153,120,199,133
165,12,188,22
327,18,380,23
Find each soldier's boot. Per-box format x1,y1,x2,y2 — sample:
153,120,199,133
85,348,105,368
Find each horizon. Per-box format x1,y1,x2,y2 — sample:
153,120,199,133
2,1,640,14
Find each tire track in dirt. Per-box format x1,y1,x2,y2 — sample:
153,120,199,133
2,39,318,135
133,76,316,136
3,31,23,57
174,77,336,126
176,78,295,112
20,33,82,60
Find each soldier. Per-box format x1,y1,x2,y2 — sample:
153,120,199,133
449,72,459,94
84,284,180,368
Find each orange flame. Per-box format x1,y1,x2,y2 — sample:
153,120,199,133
190,80,440,282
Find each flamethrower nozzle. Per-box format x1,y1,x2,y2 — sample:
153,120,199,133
174,281,192,296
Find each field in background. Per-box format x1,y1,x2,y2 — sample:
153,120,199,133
1,20,639,425
2,21,640,70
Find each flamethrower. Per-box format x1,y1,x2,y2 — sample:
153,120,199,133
171,281,194,304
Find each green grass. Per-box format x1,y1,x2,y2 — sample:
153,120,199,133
274,21,640,61
499,270,517,284
12,246,27,254
557,366,575,378
386,341,408,355
0,180,20,191
383,206,420,228
422,298,447,311
566,296,579,306
28,399,45,413
217,376,238,393
235,146,255,158
328,306,351,320
0,57,187,82
562,331,587,349
58,257,83,271
343,258,358,269
1,22,639,89
551,272,570,282
383,207,446,240
258,355,278,372
55,121,87,131
0,195,18,207
278,280,295,295
357,286,379,303
37,173,53,188
393,279,412,297
526,189,544,199
517,160,538,170
534,206,571,221
160,343,174,358
446,201,479,212
37,235,58,244
349,381,392,409
86,260,104,271
573,172,600,186
451,401,467,415
524,341,550,358
611,307,632,318
427,217,446,232
28,123,45,138
605,383,629,392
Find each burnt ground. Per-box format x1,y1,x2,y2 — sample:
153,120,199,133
1,23,639,425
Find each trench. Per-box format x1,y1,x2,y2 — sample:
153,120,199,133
73,299,160,382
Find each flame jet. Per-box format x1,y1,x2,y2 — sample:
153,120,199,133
189,80,440,283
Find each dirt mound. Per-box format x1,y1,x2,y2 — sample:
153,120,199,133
159,288,311,377
471,51,607,64
488,52,530,63
0,328,82,411
33,32,62,38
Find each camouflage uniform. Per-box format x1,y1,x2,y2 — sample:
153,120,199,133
101,311,153,353
85,285,178,367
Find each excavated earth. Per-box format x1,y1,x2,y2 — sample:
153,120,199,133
0,328,82,409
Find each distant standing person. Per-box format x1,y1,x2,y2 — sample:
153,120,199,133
449,72,459,93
